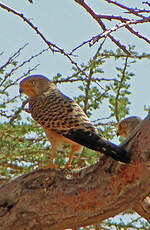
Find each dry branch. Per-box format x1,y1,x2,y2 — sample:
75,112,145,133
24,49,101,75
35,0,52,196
0,3,83,74
73,0,150,55
27,0,33,3
0,115,150,229
1,1,150,58
74,0,130,55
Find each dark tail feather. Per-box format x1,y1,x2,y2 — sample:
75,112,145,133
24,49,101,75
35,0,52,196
64,128,130,163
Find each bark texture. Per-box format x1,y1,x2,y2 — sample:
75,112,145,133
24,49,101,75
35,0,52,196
1,115,150,229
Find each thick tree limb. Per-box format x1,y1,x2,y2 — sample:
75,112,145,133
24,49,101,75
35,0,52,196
1,115,150,229
134,197,150,223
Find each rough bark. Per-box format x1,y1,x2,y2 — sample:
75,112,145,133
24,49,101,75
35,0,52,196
1,115,150,230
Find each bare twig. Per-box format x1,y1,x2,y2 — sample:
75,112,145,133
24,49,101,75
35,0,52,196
0,3,84,74
1,46,49,91
133,9,150,13
9,99,29,124
74,0,150,55
2,64,39,93
126,25,150,44
104,0,145,18
0,43,28,86
0,111,12,118
74,0,130,55
70,39,93,55
143,1,150,7
54,77,115,84
97,14,150,45
90,17,150,47
92,115,112,123
27,0,33,3
97,14,129,22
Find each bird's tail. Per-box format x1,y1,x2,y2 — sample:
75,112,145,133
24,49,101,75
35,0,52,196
64,128,130,163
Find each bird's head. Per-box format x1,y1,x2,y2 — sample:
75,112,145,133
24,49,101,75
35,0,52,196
117,116,142,138
117,119,128,138
19,75,56,98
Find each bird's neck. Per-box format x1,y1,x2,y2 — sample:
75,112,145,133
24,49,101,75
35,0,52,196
43,87,60,97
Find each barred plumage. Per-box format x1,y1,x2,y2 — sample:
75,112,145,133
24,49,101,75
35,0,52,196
19,75,130,168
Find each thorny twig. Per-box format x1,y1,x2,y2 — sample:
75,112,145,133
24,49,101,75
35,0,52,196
9,99,29,124
1,1,150,59
73,0,150,55
143,1,150,7
0,43,49,91
104,0,144,18
0,43,28,86
91,18,150,46
2,64,39,93
54,77,116,84
74,0,130,55
71,16,150,53
56,40,109,84
1,46,51,92
0,3,87,76
27,0,33,3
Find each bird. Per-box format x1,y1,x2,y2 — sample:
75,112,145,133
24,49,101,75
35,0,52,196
19,75,130,169
117,116,142,138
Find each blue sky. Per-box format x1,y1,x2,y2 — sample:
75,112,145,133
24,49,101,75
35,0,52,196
1,0,150,122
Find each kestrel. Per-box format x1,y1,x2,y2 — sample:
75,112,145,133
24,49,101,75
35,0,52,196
19,75,130,168
117,116,142,138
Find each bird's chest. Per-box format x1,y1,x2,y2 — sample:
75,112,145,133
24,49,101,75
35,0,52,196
29,97,55,126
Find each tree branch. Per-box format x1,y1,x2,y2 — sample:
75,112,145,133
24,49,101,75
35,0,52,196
143,1,150,7
74,0,130,55
1,115,150,229
27,0,33,3
90,17,150,47
0,3,84,74
104,0,144,18
73,0,150,55
9,99,28,124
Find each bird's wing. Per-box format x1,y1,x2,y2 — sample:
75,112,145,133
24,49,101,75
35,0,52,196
62,128,130,163
30,93,97,133
29,93,130,163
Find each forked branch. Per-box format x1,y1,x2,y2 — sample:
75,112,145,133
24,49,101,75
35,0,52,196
0,115,150,229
